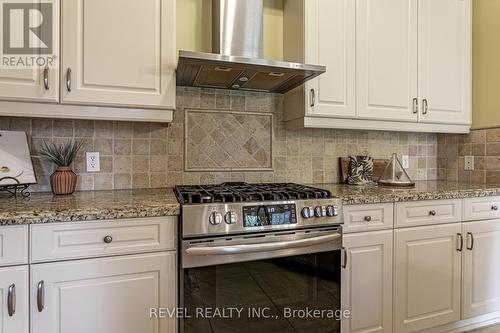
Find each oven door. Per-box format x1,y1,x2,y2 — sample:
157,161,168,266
180,227,342,333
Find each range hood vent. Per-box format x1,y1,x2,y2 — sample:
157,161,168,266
176,0,325,94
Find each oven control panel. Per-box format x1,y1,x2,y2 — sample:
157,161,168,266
182,199,343,238
242,204,297,227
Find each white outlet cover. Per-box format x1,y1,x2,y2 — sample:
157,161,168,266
401,155,410,169
86,152,100,172
464,155,474,171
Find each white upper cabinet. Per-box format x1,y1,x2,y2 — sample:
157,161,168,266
306,0,356,118
418,0,471,125
284,0,471,133
283,0,356,121
357,0,418,122
61,0,175,109
0,0,59,103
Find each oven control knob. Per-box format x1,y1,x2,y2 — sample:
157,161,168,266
225,211,238,224
301,207,313,219
314,206,327,217
326,205,339,217
208,212,223,225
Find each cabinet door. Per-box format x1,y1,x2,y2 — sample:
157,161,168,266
31,253,176,333
342,230,393,333
357,0,418,121
418,0,471,125
394,224,461,333
0,0,59,103
462,220,500,319
0,266,29,333
61,0,175,109
305,0,356,118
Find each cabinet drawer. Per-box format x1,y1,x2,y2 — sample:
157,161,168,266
395,199,462,228
0,225,28,267
30,217,177,263
463,196,500,221
343,203,394,233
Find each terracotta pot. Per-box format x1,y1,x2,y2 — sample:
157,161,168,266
50,167,77,195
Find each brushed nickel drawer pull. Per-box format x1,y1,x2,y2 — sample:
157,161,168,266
310,89,316,107
66,68,72,92
37,281,44,312
103,235,113,244
7,284,15,317
467,232,474,250
341,247,347,269
43,66,49,90
457,233,463,252
422,99,428,115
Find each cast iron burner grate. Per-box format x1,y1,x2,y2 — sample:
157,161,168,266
175,182,332,204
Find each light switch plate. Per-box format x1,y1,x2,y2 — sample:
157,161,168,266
464,155,474,170
86,152,100,172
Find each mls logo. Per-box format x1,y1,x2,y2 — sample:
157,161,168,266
2,2,53,54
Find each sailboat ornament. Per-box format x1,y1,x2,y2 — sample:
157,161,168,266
378,153,415,187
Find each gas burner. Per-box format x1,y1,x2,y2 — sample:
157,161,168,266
175,182,332,204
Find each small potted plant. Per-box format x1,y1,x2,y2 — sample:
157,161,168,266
39,140,83,195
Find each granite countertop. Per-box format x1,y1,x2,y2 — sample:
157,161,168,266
318,181,500,205
0,188,180,225
2,181,500,225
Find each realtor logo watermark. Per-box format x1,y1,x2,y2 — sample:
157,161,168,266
1,1,56,68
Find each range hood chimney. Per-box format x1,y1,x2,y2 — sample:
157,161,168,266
176,0,326,94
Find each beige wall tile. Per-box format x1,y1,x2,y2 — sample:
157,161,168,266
74,120,94,137
114,173,131,189
94,139,113,155
487,171,500,184
94,174,113,190
53,120,74,137
4,87,445,192
114,156,131,173
114,139,132,155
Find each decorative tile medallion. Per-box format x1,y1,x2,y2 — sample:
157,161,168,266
184,109,273,171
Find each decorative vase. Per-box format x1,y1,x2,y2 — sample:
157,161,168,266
50,167,77,195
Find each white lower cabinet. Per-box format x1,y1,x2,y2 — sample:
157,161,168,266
31,252,176,333
394,224,462,333
0,266,29,333
342,230,393,333
462,220,500,319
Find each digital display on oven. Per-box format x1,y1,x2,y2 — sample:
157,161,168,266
243,204,297,227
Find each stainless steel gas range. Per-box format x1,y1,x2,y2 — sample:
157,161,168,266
175,182,344,333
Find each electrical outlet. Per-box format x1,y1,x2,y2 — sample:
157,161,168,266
86,152,100,172
464,155,474,170
401,155,410,169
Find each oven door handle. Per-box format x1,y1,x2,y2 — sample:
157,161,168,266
185,233,341,256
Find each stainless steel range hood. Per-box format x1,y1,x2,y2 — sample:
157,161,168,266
176,0,326,94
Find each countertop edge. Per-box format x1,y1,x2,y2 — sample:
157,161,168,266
0,205,181,225
3,182,500,225
341,189,500,205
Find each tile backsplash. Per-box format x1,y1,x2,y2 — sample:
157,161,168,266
185,109,273,171
438,128,500,184
0,87,439,192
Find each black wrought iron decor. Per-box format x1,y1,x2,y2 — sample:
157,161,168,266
0,177,31,198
